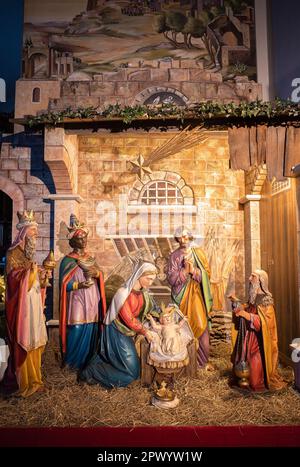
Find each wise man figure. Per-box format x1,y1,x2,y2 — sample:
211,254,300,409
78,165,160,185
167,227,213,369
231,269,286,392
59,214,106,370
1,211,49,397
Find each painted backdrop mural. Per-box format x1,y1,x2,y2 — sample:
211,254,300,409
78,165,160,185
24,0,256,80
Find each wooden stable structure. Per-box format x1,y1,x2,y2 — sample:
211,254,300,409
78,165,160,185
260,178,299,361
229,123,300,362
228,124,300,179
3,113,300,363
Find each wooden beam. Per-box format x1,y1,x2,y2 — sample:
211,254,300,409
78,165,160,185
266,126,286,181
285,126,300,177
228,127,251,170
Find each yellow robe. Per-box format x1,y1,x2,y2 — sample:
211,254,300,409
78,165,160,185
18,346,45,397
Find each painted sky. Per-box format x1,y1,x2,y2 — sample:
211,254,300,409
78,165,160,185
0,0,298,114
24,0,86,23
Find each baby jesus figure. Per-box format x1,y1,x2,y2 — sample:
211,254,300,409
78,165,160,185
147,304,190,359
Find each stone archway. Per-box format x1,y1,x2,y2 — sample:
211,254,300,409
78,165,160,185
133,86,190,106
0,175,25,239
29,52,48,78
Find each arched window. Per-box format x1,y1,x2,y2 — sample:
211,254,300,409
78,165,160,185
129,171,194,206
32,87,41,103
140,181,184,205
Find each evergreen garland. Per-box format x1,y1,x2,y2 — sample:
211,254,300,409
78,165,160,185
26,99,300,128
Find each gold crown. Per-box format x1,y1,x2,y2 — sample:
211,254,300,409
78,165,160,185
16,210,37,229
67,214,86,232
67,213,89,239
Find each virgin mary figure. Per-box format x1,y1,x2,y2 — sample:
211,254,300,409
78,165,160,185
79,262,159,388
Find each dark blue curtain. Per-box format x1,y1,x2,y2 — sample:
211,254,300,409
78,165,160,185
270,0,300,101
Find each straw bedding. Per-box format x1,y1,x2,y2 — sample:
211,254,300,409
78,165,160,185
0,342,299,427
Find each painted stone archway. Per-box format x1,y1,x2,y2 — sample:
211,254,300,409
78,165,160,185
0,175,25,239
133,86,190,106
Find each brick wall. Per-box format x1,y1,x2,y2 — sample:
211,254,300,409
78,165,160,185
76,130,245,301
15,59,262,118
51,59,261,111
15,80,61,119
0,135,55,264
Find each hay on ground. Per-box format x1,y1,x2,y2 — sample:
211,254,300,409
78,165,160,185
0,342,299,427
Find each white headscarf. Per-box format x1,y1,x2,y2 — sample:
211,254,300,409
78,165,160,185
104,262,157,325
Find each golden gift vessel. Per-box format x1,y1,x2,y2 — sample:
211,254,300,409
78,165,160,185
77,256,96,286
42,250,57,287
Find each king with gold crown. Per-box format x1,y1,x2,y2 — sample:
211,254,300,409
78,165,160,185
58,214,106,370
0,211,53,397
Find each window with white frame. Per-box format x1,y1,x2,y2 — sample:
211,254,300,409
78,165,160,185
140,181,184,205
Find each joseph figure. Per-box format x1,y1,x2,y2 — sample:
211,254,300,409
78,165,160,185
167,227,213,368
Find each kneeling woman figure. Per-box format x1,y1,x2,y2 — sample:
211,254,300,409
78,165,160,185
79,262,158,388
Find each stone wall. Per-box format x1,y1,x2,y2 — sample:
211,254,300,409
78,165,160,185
0,135,54,265
15,80,61,119
15,58,262,119
73,130,245,306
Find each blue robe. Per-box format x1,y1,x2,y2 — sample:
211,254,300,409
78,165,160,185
59,255,105,370
79,322,140,388
79,290,158,388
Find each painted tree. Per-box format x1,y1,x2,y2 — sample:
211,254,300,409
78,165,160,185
180,10,219,66
224,0,250,14
210,5,224,17
154,6,220,65
196,9,219,66
183,16,206,48
153,13,175,46
165,11,188,47
154,11,187,47
87,0,98,11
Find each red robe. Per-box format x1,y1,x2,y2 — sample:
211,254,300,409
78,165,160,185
232,302,286,392
118,290,146,335
1,246,45,394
